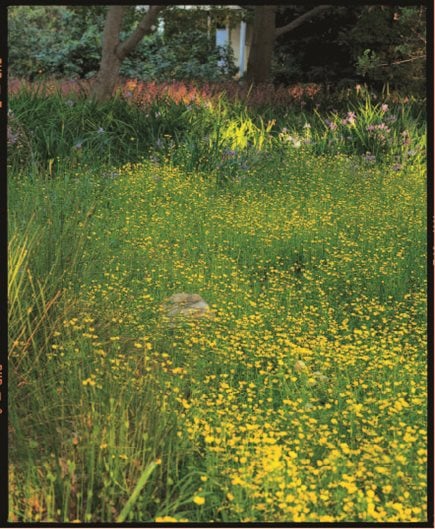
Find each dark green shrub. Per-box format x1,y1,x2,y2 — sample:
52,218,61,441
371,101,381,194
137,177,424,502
8,6,105,79
8,6,237,83
120,31,237,82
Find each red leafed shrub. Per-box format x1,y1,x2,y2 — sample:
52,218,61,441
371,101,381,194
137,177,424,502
8,77,324,109
127,79,324,109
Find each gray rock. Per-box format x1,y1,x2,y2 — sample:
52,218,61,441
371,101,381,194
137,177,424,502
161,293,214,325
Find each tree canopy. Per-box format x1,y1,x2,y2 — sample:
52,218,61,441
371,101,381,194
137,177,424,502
7,4,426,97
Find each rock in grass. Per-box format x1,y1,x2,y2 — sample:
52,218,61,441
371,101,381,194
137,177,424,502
294,360,308,372
161,293,214,325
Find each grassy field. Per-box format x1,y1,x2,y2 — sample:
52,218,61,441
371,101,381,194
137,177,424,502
8,82,427,522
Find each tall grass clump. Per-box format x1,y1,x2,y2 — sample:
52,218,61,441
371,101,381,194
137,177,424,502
8,83,276,179
9,170,101,465
8,164,202,522
8,84,193,173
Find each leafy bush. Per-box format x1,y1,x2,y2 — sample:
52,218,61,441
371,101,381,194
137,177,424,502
8,6,105,79
118,30,237,82
272,5,426,96
339,6,426,95
8,6,237,82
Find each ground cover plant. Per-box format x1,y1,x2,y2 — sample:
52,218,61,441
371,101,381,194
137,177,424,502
8,80,427,523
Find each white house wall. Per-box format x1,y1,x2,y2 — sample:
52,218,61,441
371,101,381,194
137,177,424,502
228,23,252,77
157,5,253,79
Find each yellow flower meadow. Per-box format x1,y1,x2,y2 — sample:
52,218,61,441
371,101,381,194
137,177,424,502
10,139,426,523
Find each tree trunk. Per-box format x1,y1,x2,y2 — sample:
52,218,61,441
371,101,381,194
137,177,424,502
246,5,277,84
91,5,164,102
91,6,126,103
246,5,332,85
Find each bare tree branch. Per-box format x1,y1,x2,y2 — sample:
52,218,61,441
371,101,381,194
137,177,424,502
117,5,165,60
378,54,426,67
275,5,331,38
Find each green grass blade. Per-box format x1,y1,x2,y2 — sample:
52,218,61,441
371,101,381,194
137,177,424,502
116,462,158,522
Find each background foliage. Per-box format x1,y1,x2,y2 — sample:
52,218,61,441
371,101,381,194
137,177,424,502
8,6,237,82
272,5,426,95
8,5,426,95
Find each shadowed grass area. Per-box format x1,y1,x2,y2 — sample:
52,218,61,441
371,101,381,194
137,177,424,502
8,86,427,523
